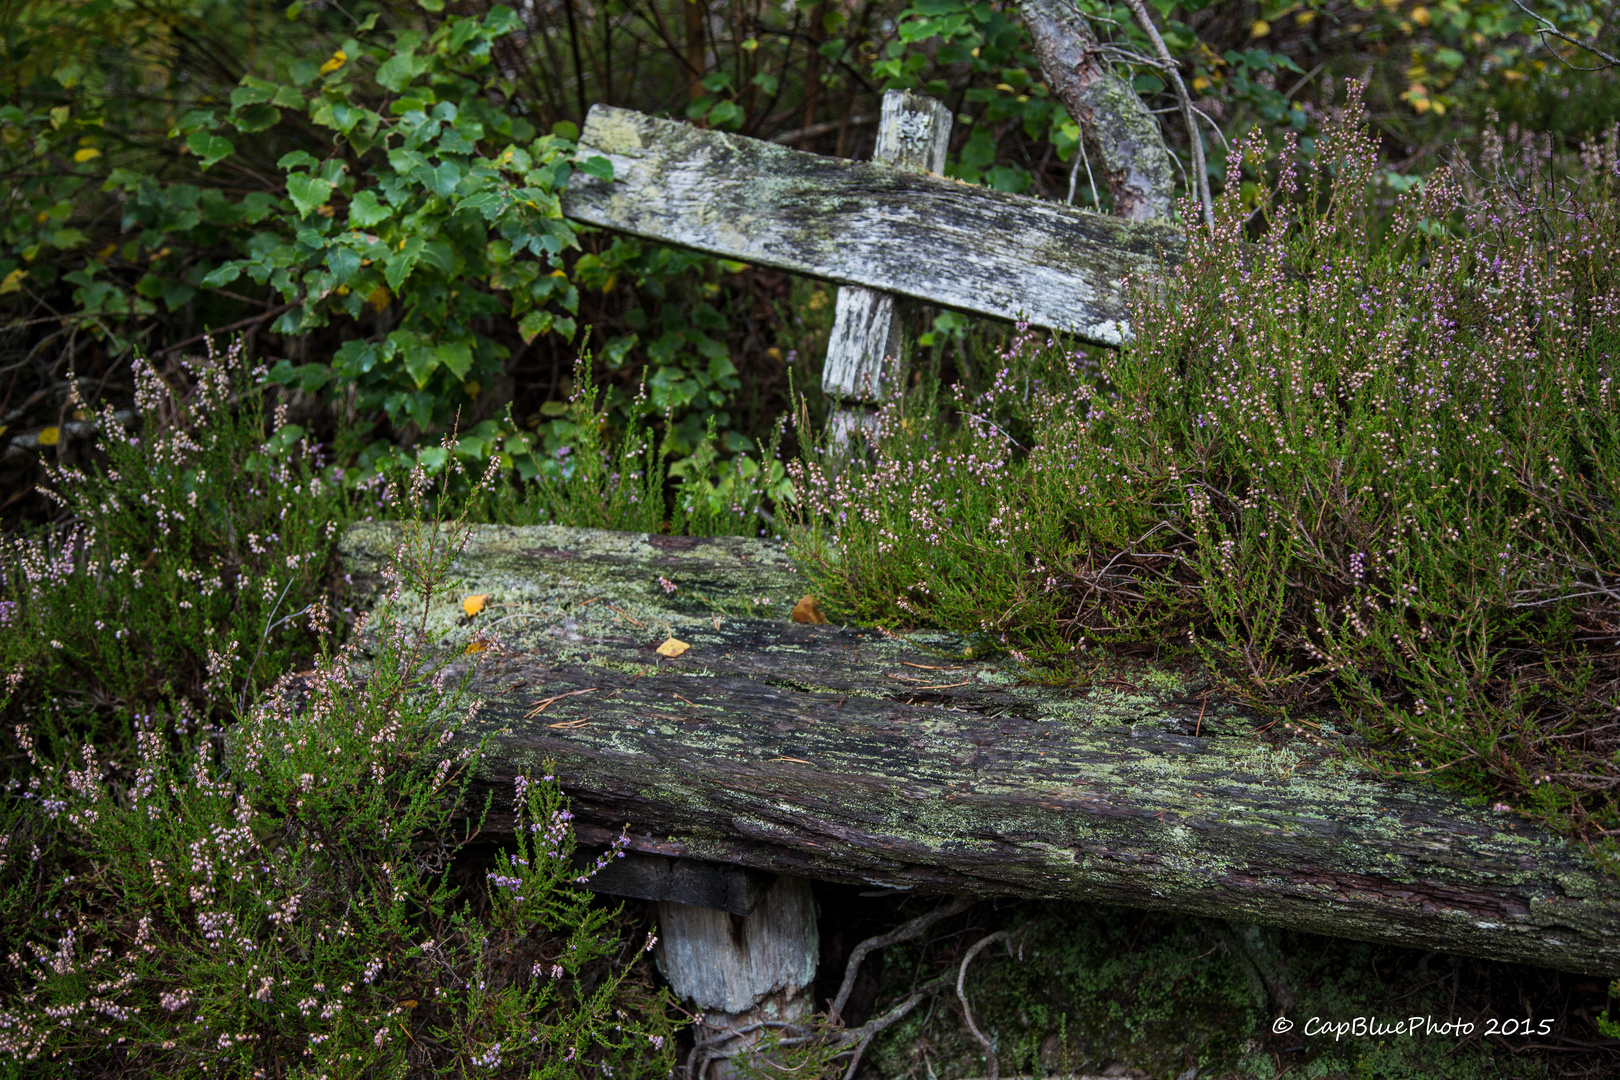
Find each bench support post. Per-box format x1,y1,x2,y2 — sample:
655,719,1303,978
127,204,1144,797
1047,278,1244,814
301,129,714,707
823,90,952,453
656,874,820,1079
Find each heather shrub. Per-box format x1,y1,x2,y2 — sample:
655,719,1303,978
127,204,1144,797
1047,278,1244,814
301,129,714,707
0,473,680,1076
0,337,347,748
788,93,1620,853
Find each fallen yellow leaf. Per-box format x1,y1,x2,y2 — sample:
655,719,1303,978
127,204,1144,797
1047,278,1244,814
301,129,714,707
791,595,827,624
37,426,60,447
465,640,488,654
655,637,690,658
0,268,25,294
463,594,489,617
319,49,347,75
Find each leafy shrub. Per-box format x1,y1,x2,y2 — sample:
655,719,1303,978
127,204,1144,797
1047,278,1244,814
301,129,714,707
0,465,680,1076
0,337,346,740
788,94,1620,853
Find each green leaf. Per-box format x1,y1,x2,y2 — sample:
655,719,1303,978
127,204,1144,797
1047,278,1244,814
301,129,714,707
403,339,438,386
418,0,445,11
231,77,277,107
286,173,335,217
170,109,217,136
427,160,462,197
272,85,306,108
517,309,552,343
437,340,473,380
233,103,281,133
326,247,362,285
577,155,613,181
278,150,320,171
201,262,244,287
376,52,424,92
186,132,235,169
348,190,392,227
384,237,426,289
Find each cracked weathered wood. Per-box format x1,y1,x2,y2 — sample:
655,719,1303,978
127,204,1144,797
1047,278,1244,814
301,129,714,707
560,105,1184,346
822,90,951,408
340,522,1620,977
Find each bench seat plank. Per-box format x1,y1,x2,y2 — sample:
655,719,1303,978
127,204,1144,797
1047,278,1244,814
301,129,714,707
340,523,1620,976
560,106,1184,346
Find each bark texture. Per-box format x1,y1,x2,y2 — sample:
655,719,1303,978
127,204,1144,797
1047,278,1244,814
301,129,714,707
339,523,1620,977
561,105,1183,345
1020,0,1176,222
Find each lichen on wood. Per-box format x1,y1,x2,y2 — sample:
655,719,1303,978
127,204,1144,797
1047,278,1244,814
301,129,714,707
560,105,1184,346
340,522,1620,977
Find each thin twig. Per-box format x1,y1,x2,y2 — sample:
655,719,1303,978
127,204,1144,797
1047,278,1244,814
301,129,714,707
831,896,975,1020
1122,0,1214,231
957,929,1018,1080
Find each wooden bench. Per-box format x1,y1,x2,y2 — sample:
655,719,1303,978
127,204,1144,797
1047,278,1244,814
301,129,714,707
340,523,1620,975
347,100,1618,1067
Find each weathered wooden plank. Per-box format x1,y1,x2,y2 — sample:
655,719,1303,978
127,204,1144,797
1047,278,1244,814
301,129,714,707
823,91,950,405
578,851,775,916
340,523,1620,977
561,106,1185,346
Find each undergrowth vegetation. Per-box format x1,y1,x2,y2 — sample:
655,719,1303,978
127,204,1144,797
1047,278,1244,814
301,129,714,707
787,94,1620,856
0,366,685,1075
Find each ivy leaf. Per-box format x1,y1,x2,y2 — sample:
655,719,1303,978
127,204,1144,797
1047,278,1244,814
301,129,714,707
427,160,463,197
201,262,244,287
402,338,438,387
385,236,426,289
326,247,362,285
376,52,424,92
277,150,320,171
233,103,281,133
231,77,278,107
517,309,553,343
286,173,335,217
348,190,392,227
437,340,473,380
186,132,235,170
576,155,613,181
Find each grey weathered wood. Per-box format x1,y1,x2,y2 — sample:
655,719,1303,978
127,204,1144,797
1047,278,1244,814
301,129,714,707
657,874,819,1014
659,875,819,1080
822,90,951,411
339,522,1620,977
561,105,1184,346
822,278,906,403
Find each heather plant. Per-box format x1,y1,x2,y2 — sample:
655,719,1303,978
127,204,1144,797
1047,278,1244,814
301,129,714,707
788,89,1620,854
0,462,680,1076
0,336,346,747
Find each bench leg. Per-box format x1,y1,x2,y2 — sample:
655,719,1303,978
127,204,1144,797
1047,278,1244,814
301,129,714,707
656,874,819,1079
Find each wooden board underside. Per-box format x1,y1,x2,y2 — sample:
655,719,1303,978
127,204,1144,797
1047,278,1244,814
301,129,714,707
339,522,1620,977
561,106,1186,346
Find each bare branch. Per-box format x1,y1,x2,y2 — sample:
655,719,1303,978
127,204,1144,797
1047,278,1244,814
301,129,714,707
1120,0,1214,231
830,895,974,1021
1511,0,1620,69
